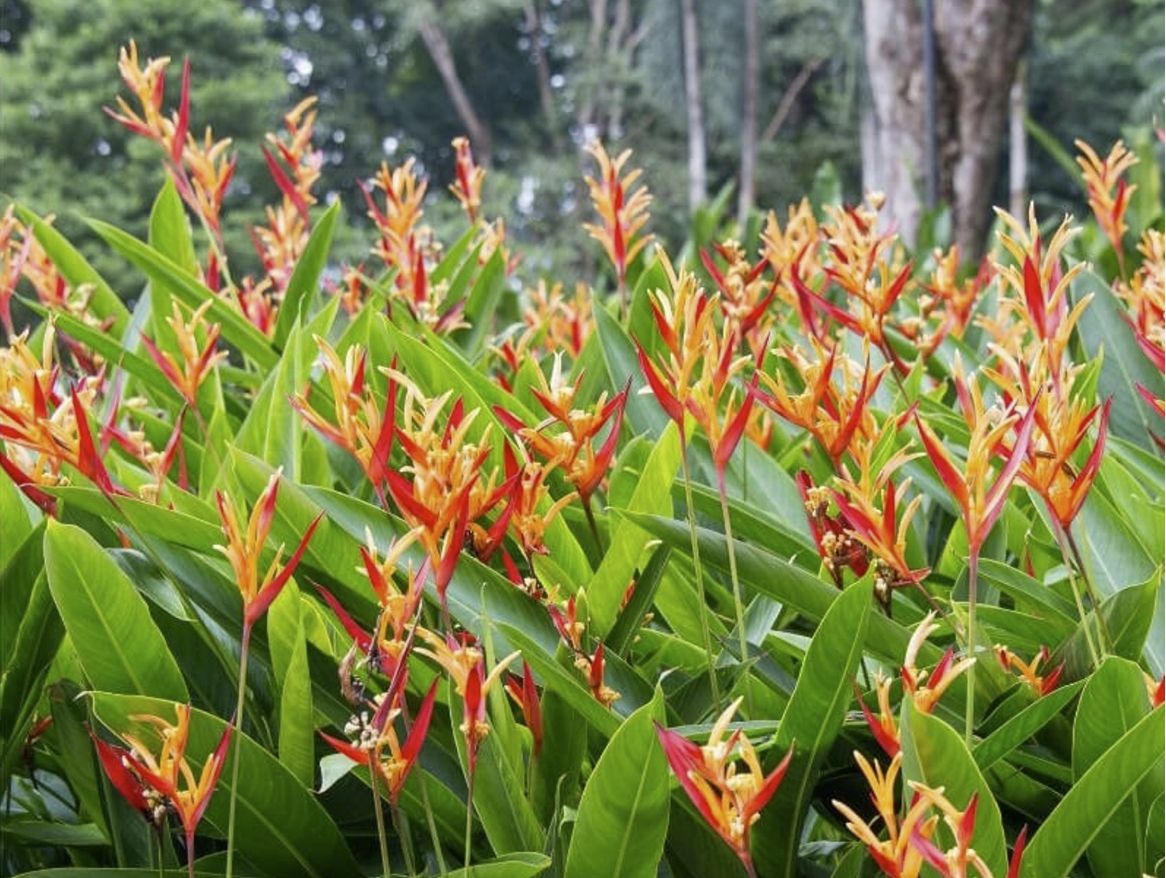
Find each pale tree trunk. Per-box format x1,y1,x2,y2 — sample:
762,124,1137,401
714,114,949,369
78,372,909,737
578,0,608,134
604,0,632,140
1008,61,1027,219
417,15,493,165
680,0,707,213
737,0,759,227
862,0,1033,260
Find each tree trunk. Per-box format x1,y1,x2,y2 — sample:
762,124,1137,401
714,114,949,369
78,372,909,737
679,0,707,213
737,0,759,227
1008,61,1027,219
417,16,493,165
578,0,608,134
524,0,562,151
862,0,1033,260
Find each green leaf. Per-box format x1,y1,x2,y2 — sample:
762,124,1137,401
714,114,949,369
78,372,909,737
590,422,680,636
273,201,340,347
1022,706,1165,878
89,220,277,369
1071,268,1164,447
92,694,360,878
594,304,668,437
1072,657,1162,878
455,247,507,357
753,576,873,875
564,688,669,878
973,681,1084,772
268,581,315,787
44,521,187,701
900,704,1008,876
445,852,552,878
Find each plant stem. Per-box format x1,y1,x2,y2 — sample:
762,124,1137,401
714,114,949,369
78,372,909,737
582,495,604,554
185,829,196,878
1065,526,1114,653
369,768,392,878
392,803,417,876
463,770,475,872
224,624,251,878
155,825,166,878
1051,522,1101,666
420,774,449,877
680,435,721,706
717,469,752,713
964,550,979,747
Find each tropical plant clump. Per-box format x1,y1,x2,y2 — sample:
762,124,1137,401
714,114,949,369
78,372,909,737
1,46,1163,878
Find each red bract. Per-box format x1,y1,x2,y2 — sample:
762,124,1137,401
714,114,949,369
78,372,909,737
506,661,543,756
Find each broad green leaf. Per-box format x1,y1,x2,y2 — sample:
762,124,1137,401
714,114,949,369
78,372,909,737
754,576,873,875
900,704,1008,876
973,681,1084,771
594,304,668,437
89,220,277,369
268,581,315,787
147,178,198,351
590,421,680,636
0,466,33,568
44,521,187,701
92,694,359,878
1072,657,1162,878
1022,706,1164,878
564,688,669,878
273,201,340,347
455,247,507,357
445,852,552,878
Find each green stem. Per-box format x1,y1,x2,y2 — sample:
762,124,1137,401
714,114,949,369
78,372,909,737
463,769,475,872
717,469,752,714
1052,522,1101,666
1065,526,1114,653
370,766,392,878
680,435,721,706
185,829,196,878
224,624,251,878
392,802,416,876
582,496,605,554
965,550,979,747
420,774,449,877
155,825,166,878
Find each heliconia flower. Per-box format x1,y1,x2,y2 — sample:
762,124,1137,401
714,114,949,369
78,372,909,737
909,786,1027,878
94,704,232,875
361,157,432,305
583,641,620,707
685,323,762,479
902,612,974,715
798,471,870,587
1075,139,1138,258
996,644,1063,697
140,300,226,409
991,359,1111,530
548,595,585,652
516,280,595,360
321,678,439,805
855,674,900,758
701,240,774,349
635,252,717,428
582,142,653,294
832,435,929,608
0,331,118,502
252,97,322,292
753,341,886,470
214,470,322,627
292,339,397,495
914,365,1039,554
503,454,577,560
992,206,1089,371
908,247,990,357
495,356,628,508
1115,229,1165,373
449,136,485,223
452,650,520,776
656,698,794,875
833,752,936,878
505,661,543,756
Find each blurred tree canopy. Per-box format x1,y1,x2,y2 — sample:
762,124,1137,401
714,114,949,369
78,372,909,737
0,0,1161,292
